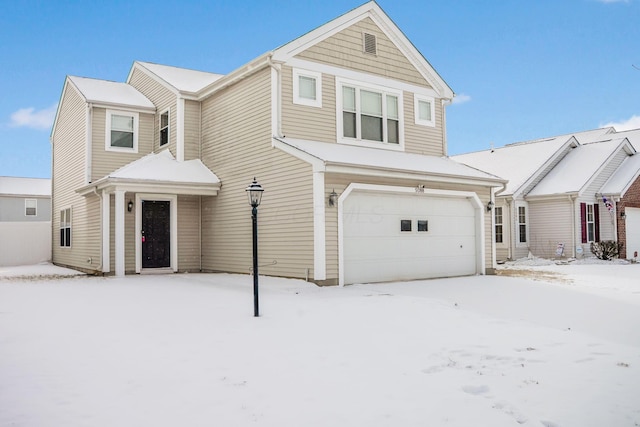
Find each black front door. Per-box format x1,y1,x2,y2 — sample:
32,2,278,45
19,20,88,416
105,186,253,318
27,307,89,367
142,200,170,268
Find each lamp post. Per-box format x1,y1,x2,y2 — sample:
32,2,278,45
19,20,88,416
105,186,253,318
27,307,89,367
246,178,264,317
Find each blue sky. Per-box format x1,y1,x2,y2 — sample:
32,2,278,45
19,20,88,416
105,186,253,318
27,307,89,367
1,0,638,179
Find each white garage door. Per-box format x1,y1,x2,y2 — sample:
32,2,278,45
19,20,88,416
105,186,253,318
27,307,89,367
342,191,478,285
625,207,640,259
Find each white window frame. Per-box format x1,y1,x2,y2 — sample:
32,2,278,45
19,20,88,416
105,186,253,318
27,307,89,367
159,109,170,147
414,94,435,127
25,198,37,216
60,207,71,248
586,203,596,243
293,68,322,108
105,109,139,153
336,77,404,151
494,206,503,244
517,205,528,245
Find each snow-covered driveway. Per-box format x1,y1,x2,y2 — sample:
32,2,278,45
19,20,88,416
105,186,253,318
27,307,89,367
1,263,639,426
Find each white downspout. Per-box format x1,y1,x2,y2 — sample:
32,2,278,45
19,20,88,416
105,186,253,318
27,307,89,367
268,54,283,138
569,194,576,258
85,103,93,184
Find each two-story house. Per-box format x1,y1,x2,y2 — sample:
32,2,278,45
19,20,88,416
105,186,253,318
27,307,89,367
51,2,505,285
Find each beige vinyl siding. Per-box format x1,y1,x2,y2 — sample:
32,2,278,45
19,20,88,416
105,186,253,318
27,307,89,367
403,92,444,156
296,18,429,87
528,198,574,258
324,174,495,278
177,195,201,271
91,109,155,181
184,100,201,160
108,193,137,273
51,83,101,272
281,66,336,142
200,68,316,280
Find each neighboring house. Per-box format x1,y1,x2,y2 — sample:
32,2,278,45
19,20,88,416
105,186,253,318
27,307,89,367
50,2,505,285
454,128,640,260
0,176,52,266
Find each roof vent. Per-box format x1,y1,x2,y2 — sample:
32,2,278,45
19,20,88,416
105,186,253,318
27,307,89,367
363,32,377,55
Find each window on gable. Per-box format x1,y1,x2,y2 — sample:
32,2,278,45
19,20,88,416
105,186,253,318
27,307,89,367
106,110,139,152
60,208,71,247
338,79,402,148
518,206,527,243
293,69,322,108
25,199,37,216
160,110,169,146
495,206,503,243
414,94,435,127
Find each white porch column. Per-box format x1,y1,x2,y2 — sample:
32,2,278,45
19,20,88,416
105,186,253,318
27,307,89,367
114,189,125,276
313,171,326,281
102,190,110,273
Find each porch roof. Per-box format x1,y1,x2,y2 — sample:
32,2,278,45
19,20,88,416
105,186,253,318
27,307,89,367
77,150,220,196
273,137,506,187
600,152,640,197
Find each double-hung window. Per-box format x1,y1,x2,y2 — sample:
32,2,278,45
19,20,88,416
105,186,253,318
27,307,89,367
338,78,402,148
25,199,37,216
60,208,71,247
586,204,595,242
494,206,503,243
580,202,599,243
106,110,139,152
293,69,322,108
160,110,169,146
518,206,527,244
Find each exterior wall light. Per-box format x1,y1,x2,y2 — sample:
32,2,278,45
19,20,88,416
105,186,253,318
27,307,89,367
328,189,338,207
127,200,133,212
246,178,264,317
487,200,495,212
621,211,626,219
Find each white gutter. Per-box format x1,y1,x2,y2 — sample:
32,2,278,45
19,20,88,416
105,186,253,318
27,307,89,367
197,53,273,101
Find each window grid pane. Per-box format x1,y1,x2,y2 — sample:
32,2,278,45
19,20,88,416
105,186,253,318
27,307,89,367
299,75,316,100
360,90,382,116
343,87,356,111
419,100,432,121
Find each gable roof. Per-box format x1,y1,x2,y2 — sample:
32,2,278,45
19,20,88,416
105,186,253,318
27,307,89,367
271,1,453,99
600,152,640,197
274,137,505,187
0,176,51,197
76,150,220,196
67,76,155,111
452,127,615,197
129,62,225,96
527,137,635,197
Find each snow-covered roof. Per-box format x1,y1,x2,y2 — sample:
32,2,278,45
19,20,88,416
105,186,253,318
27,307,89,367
611,128,640,151
274,137,505,185
78,150,220,196
452,128,614,196
0,176,51,197
68,76,155,111
134,62,225,94
599,153,640,197
527,138,632,197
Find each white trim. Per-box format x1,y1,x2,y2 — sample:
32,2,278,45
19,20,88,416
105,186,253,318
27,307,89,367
85,103,92,184
338,183,485,286
414,94,435,127
176,98,185,161
270,66,281,137
515,202,529,247
159,108,170,147
288,58,438,98
292,68,322,108
114,190,125,276
335,76,404,151
105,109,139,153
102,190,110,273
312,171,326,281
135,193,178,273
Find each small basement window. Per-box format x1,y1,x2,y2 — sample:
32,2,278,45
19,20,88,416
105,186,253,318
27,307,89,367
417,220,428,232
400,219,412,232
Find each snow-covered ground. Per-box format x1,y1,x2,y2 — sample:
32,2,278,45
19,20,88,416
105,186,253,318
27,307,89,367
1,261,639,426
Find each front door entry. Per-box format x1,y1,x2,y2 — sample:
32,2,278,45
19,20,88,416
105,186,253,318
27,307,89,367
142,200,171,268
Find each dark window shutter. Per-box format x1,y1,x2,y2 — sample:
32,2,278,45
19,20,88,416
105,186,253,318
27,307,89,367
594,204,600,242
580,203,587,243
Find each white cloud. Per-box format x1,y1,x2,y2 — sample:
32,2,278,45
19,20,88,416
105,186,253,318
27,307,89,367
9,104,58,130
452,93,471,105
601,115,640,131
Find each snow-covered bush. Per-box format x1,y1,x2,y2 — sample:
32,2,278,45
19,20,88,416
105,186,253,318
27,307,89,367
590,240,623,260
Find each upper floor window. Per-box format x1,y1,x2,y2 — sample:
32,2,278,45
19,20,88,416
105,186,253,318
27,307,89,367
60,207,71,247
414,94,435,127
337,78,402,149
25,199,37,216
160,110,169,146
106,110,138,152
293,69,322,108
494,206,503,243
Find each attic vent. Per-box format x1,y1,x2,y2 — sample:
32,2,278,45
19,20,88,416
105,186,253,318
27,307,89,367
363,32,377,55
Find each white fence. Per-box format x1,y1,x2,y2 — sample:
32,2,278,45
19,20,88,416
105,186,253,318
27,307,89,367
0,222,51,267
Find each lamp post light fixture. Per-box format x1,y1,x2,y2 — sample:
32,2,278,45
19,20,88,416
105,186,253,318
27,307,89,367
486,200,495,212
246,178,264,317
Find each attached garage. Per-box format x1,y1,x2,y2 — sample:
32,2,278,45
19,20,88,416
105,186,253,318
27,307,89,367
625,207,640,260
339,185,485,285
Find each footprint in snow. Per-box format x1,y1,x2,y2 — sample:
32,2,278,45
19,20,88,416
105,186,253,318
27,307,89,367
462,384,490,395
